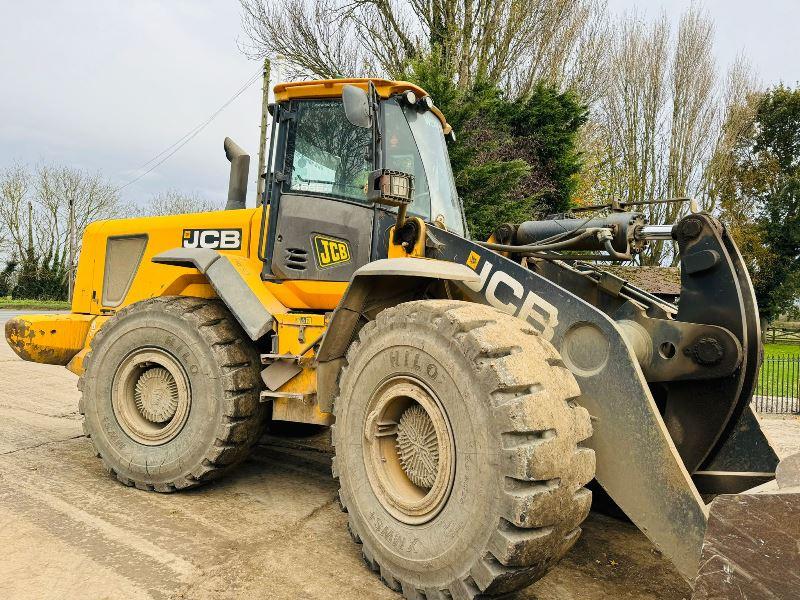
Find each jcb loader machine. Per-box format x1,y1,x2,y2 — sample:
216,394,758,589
6,79,799,599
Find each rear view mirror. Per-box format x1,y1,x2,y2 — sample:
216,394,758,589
342,84,372,129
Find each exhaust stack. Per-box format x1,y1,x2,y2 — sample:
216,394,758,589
224,137,250,210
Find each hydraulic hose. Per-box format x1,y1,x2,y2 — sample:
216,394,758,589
476,228,607,254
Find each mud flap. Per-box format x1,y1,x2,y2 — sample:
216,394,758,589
693,453,800,599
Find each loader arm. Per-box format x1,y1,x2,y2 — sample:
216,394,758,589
428,225,709,580
423,213,785,584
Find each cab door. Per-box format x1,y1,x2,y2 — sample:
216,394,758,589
263,98,375,281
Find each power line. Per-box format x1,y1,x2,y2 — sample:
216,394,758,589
135,66,263,171
115,66,263,193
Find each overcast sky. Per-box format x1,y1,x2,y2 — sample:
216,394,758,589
1,1,798,209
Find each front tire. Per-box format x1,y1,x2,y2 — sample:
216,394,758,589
332,300,594,598
79,296,265,491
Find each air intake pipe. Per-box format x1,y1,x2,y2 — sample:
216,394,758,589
224,137,250,210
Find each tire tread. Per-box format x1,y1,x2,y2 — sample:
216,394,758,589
78,296,264,492
332,300,595,599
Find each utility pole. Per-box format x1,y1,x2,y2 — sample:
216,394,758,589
255,57,271,204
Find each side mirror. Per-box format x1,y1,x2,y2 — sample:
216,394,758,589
342,84,372,129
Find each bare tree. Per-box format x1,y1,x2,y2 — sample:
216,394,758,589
510,0,610,102
0,163,120,269
703,55,760,215
238,0,608,96
134,189,223,217
239,0,375,79
35,165,121,268
702,63,763,273
592,7,726,264
665,9,716,203
0,164,31,258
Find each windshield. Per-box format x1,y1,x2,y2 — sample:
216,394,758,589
383,99,465,235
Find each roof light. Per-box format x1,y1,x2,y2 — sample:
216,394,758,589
401,90,417,106
417,96,434,111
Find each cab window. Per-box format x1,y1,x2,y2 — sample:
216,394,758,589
383,100,432,222
286,100,372,202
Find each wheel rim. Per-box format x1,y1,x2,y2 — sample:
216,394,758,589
363,376,455,525
112,348,191,446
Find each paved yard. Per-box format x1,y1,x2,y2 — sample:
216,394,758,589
0,310,796,600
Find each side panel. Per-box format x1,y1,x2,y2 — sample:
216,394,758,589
77,209,261,315
74,207,346,318
270,194,373,281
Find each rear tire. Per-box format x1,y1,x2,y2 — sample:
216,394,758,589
79,296,265,491
332,300,594,598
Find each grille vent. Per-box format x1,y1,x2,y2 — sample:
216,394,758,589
284,248,308,271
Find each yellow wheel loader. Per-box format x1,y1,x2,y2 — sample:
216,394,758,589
6,78,799,598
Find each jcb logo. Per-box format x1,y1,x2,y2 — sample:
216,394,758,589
314,235,351,268
464,252,559,341
182,229,242,250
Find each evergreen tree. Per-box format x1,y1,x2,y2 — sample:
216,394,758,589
12,244,38,299
729,85,800,321
408,54,588,240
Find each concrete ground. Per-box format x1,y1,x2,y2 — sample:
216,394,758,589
0,309,797,600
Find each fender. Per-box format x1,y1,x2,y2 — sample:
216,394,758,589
315,257,480,413
152,247,286,340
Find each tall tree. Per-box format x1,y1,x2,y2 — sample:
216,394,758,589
35,164,121,273
238,0,609,96
588,7,721,264
727,85,800,321
406,54,587,239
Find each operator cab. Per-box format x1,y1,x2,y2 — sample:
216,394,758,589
260,79,465,282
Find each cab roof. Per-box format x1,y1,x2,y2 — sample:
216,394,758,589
273,78,451,134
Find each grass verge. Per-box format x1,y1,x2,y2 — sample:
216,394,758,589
0,297,70,310
758,343,800,399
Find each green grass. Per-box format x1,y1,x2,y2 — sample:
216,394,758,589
764,343,800,358
757,343,800,398
0,297,70,310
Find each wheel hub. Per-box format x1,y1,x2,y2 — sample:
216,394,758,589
112,349,191,446
134,367,180,423
363,377,455,525
396,405,439,489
